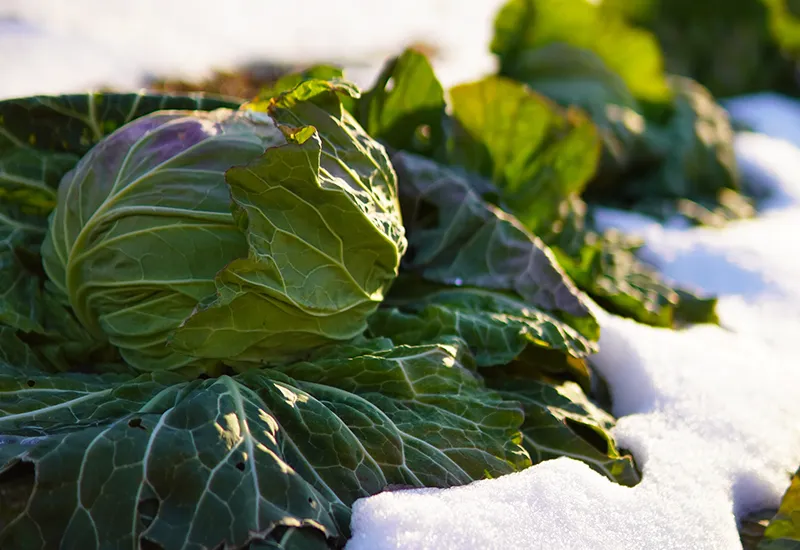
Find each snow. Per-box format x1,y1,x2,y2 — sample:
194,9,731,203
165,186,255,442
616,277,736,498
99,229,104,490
727,94,800,149
0,0,505,99
5,4,800,550
348,106,800,548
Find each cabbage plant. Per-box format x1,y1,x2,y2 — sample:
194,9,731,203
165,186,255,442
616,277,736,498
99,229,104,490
42,82,407,373
0,66,661,547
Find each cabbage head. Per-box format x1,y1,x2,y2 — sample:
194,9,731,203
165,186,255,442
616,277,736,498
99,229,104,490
42,83,407,373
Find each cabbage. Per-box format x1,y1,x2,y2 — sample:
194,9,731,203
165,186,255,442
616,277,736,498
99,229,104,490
42,83,406,373
0,77,642,550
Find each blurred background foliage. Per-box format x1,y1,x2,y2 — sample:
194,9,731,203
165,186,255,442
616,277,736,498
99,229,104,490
605,0,800,98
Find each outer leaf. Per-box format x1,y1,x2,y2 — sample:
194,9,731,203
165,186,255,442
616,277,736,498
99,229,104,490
173,81,406,364
0,340,525,549
0,92,241,215
0,370,340,549
391,150,599,341
448,76,601,233
0,326,48,372
546,199,718,328
489,0,749,226
491,0,670,102
356,48,447,157
0,209,118,372
0,207,46,333
760,468,800,549
368,285,595,366
272,339,530,479
485,375,640,487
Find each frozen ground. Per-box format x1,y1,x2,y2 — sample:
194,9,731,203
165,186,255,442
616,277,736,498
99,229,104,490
3,4,800,550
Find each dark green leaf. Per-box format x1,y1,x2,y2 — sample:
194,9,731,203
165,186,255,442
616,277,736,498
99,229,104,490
0,326,47,372
392,150,599,341
0,207,46,333
613,77,741,207
0,207,118,371
0,339,526,549
485,376,640,486
368,285,595,366
273,339,530,481
546,199,718,327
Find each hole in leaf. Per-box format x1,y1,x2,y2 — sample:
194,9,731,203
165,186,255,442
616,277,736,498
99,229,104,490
139,539,164,550
385,77,395,92
563,417,611,455
128,418,146,430
25,380,35,388
235,462,245,472
137,497,160,529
